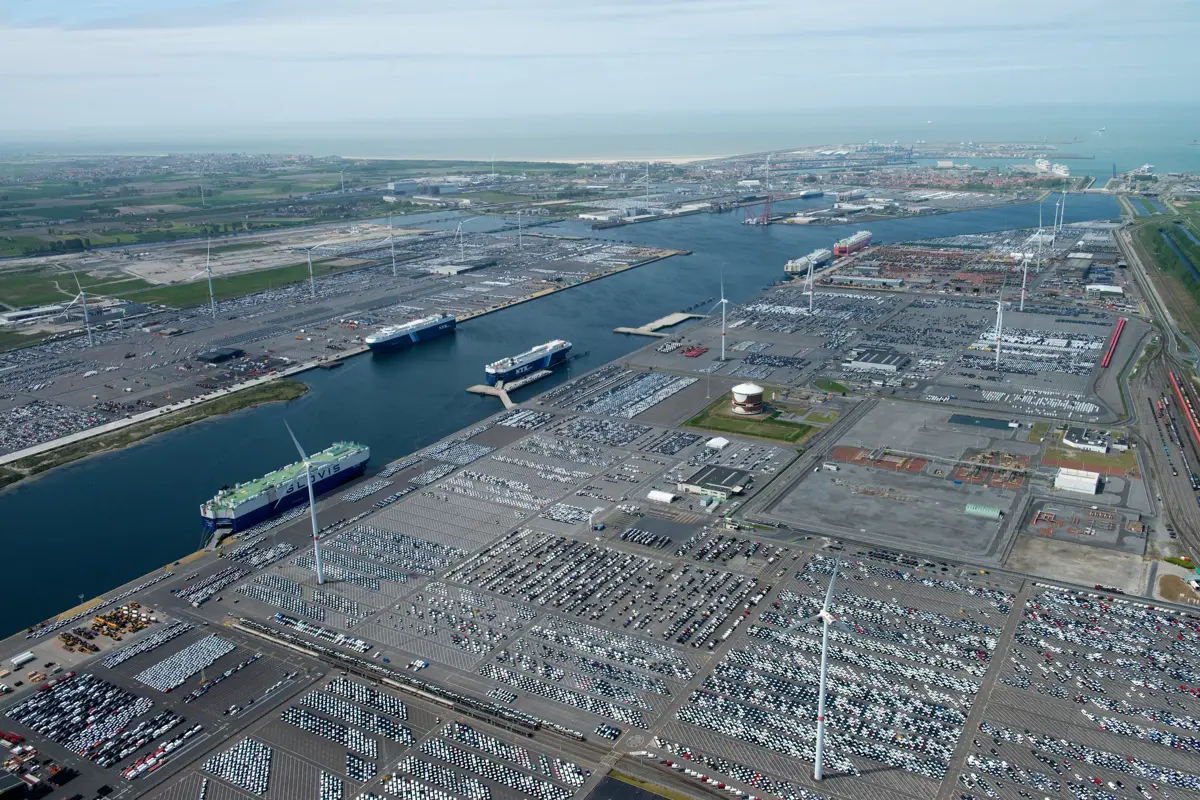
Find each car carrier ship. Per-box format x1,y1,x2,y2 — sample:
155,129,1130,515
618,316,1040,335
363,314,456,352
485,340,572,386
200,442,369,533
833,230,872,256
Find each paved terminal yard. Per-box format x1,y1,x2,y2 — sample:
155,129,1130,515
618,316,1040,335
4,230,1200,800
0,225,681,458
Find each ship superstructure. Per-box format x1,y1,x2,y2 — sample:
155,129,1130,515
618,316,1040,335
785,249,833,275
833,231,872,257
364,314,456,352
485,340,572,386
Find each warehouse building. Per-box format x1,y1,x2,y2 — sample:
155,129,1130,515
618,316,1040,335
1055,467,1101,495
677,465,752,501
842,347,910,373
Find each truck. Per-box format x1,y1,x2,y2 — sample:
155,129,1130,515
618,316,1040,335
9,652,34,669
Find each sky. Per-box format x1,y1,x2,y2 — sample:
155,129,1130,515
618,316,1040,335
1,0,1198,143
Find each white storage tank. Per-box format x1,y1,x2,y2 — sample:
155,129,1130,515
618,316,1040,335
731,383,764,416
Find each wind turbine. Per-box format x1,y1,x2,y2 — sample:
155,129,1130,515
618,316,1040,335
805,256,816,314
455,216,481,262
285,421,325,585
1019,253,1030,313
799,560,856,781
305,239,331,300
203,237,216,317
995,283,1006,370
61,272,94,347
709,273,729,361
339,168,347,193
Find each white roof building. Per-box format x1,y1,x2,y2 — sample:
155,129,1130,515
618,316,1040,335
647,490,677,504
706,437,731,450
1054,467,1100,495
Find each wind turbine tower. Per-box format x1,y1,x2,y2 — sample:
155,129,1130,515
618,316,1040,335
994,289,1005,369
305,239,330,300
1019,254,1029,312
806,257,816,314
205,237,217,318
286,422,325,585
709,276,729,361
801,560,856,781
64,275,95,347
339,168,347,193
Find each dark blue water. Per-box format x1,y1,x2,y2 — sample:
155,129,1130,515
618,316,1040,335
0,193,1119,635
1178,222,1200,248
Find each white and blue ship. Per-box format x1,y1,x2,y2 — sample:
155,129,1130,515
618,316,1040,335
200,442,369,533
364,314,456,352
485,339,572,386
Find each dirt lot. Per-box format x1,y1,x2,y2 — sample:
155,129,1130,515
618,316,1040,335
1006,534,1149,594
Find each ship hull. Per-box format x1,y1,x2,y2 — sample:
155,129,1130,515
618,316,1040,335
485,346,571,386
201,460,367,533
366,319,456,352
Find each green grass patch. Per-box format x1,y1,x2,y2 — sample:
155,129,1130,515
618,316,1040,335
684,395,815,444
0,329,43,352
607,771,691,800
1135,225,1200,341
805,409,840,425
1138,196,1157,215
1,378,308,489
815,378,848,394
1028,421,1050,443
1042,432,1140,473
179,241,272,256
0,466,20,490
1165,556,1195,569
0,270,155,308
111,258,351,307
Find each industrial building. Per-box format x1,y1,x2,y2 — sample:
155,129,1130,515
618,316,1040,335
677,465,752,501
829,275,903,288
194,346,245,364
730,383,765,415
965,504,1003,521
647,489,677,504
842,347,910,373
1054,467,1101,495
1063,427,1129,454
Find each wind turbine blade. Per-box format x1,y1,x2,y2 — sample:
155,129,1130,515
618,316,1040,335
831,621,856,635
797,614,821,626
823,561,839,610
72,271,83,293
284,421,308,462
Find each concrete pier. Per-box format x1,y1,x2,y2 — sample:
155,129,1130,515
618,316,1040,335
466,369,552,408
614,312,704,338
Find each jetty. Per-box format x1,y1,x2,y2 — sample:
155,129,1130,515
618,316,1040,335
614,312,704,338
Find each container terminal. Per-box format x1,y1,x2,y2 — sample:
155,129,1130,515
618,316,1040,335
4,221,1200,800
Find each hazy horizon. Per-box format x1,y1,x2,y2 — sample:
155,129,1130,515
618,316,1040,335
3,0,1199,147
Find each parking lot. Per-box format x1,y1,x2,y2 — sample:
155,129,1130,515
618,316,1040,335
0,248,1186,800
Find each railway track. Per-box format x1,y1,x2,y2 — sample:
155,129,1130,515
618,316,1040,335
1131,350,1200,561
